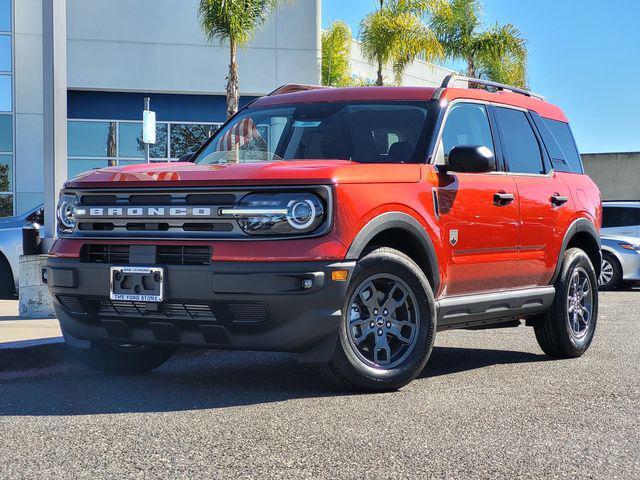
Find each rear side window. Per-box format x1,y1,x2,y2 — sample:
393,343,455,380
602,207,640,228
545,119,583,173
494,107,544,174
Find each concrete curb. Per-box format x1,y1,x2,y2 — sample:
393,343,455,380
0,338,69,376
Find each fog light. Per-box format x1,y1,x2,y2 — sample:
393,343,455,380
302,279,313,289
332,270,349,281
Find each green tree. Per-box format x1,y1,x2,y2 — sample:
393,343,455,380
322,21,353,87
199,0,290,118
360,0,443,86
429,0,528,87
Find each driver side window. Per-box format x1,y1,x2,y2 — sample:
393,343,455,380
440,103,495,164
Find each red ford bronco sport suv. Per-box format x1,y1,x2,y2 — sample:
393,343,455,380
48,76,602,391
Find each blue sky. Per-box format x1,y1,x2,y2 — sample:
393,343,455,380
323,0,640,154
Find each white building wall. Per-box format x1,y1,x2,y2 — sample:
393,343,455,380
349,39,455,87
66,0,321,95
11,0,321,215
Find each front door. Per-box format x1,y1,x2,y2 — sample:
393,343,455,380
433,102,519,297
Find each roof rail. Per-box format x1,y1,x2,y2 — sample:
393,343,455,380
439,75,545,101
268,84,331,96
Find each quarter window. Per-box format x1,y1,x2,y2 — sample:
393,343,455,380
495,107,544,174
441,103,495,159
545,119,583,173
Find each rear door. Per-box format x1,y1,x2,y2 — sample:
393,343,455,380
492,106,573,287
433,101,519,296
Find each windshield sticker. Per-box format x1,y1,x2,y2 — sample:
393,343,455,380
293,120,321,128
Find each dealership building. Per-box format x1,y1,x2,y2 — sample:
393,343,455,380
0,0,453,218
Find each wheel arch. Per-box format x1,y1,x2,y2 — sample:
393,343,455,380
0,249,16,297
551,217,601,284
345,212,440,294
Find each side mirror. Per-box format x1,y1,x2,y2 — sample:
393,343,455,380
447,145,495,173
178,153,193,162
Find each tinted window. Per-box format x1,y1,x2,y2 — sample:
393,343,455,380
602,207,640,228
0,114,11,152
170,123,218,158
68,121,117,157
0,74,11,112
118,122,168,159
0,0,10,32
545,119,583,173
0,35,10,72
442,103,494,159
495,107,544,174
194,102,429,165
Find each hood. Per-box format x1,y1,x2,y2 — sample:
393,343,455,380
65,160,421,188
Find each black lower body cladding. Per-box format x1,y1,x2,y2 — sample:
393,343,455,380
47,257,355,356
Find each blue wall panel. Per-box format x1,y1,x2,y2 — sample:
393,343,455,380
67,90,258,122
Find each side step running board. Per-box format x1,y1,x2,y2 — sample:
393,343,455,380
436,286,555,331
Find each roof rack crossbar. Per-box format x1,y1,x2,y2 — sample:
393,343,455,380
440,75,545,101
267,84,331,96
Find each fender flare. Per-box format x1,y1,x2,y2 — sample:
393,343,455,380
345,211,440,293
550,217,601,284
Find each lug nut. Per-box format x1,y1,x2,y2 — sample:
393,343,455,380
377,328,383,336
369,321,375,328
386,321,391,328
373,308,378,315
383,309,388,316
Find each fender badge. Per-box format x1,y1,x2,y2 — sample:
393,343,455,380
449,229,459,246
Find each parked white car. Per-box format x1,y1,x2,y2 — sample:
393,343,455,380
0,205,44,298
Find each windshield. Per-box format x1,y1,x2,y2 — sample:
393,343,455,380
193,101,430,165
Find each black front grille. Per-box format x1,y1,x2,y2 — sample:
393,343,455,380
81,244,130,264
99,300,218,321
80,244,212,265
156,245,212,265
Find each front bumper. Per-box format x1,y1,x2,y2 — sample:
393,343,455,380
47,257,355,356
619,250,640,281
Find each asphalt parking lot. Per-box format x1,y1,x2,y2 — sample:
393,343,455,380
1,290,639,479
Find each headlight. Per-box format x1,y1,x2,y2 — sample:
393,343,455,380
619,242,640,251
57,193,79,233
221,193,325,235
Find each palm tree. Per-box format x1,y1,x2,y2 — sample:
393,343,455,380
428,0,527,87
360,0,443,86
322,21,353,87
199,0,290,118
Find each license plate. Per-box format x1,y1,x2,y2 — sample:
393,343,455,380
110,266,164,303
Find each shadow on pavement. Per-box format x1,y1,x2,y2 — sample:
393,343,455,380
0,345,547,417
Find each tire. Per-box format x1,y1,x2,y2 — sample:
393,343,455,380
317,247,436,391
598,252,622,291
0,254,16,299
534,248,598,358
71,341,174,374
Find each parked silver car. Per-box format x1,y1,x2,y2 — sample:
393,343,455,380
0,205,44,298
599,235,640,290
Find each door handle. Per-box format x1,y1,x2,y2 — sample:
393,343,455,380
493,192,515,206
551,194,568,206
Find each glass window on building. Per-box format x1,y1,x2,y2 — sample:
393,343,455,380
0,152,11,191
68,158,110,179
118,122,168,159
0,114,11,152
0,194,12,216
170,123,219,158
0,35,11,72
0,74,11,112
0,0,11,32
68,121,117,158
